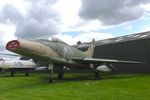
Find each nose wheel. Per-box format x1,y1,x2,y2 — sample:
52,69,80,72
48,64,55,83
48,70,55,83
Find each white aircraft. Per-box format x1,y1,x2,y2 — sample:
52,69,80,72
0,56,37,76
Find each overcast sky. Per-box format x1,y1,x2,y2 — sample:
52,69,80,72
0,0,150,50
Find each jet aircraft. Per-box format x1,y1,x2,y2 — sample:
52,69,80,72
6,37,143,83
0,58,37,76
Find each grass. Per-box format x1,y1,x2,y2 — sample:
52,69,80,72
0,72,149,100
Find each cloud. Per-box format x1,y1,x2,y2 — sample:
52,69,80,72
0,32,6,51
55,32,113,45
0,31,4,51
79,0,150,25
0,0,59,39
53,0,82,32
141,4,150,21
0,24,16,51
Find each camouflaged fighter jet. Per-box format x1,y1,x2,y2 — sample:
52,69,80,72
6,37,142,83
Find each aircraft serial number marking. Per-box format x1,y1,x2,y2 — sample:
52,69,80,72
14,62,24,67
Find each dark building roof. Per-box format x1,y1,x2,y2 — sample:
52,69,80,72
75,31,150,48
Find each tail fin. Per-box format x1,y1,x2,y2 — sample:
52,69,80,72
84,39,95,57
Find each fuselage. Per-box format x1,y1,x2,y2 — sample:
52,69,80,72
6,38,89,68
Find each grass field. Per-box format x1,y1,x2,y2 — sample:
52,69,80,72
0,72,150,100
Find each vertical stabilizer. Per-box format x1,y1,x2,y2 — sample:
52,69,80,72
84,39,95,57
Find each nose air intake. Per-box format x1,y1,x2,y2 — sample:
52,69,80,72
6,40,20,51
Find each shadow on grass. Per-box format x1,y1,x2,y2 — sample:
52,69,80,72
0,72,148,80
46,73,148,83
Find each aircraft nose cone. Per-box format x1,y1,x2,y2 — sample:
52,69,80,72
6,40,20,51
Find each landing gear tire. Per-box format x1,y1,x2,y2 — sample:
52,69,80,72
25,71,29,76
57,66,64,80
10,71,14,77
58,73,64,79
94,72,100,80
49,79,55,83
48,70,55,83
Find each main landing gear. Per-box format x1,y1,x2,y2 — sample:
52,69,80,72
94,66,101,80
48,64,65,83
10,70,14,77
10,70,29,77
58,66,64,79
24,70,29,76
24,69,29,76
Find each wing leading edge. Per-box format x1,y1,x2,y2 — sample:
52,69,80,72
72,58,145,64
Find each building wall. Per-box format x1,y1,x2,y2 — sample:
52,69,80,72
93,38,150,73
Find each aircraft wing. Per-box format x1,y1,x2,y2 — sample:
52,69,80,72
0,52,20,57
72,58,144,64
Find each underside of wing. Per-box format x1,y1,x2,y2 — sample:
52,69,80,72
71,57,144,64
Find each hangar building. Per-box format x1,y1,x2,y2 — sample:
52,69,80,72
76,31,150,73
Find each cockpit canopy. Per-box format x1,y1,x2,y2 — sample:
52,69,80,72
34,37,68,45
